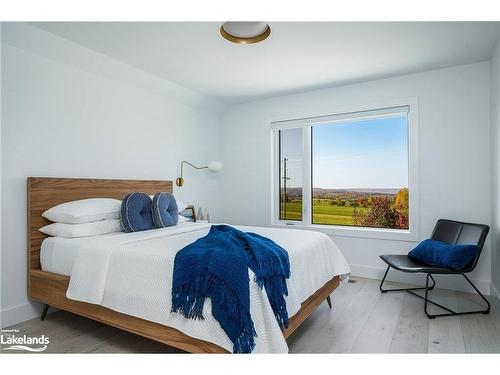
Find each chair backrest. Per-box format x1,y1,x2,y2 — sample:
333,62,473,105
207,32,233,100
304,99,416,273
431,219,489,272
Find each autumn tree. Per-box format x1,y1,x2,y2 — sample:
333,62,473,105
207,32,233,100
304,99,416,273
393,188,409,213
353,196,398,228
393,188,409,229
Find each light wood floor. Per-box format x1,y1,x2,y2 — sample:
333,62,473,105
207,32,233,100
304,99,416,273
3,277,500,353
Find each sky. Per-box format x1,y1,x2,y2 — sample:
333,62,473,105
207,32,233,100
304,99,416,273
281,115,409,189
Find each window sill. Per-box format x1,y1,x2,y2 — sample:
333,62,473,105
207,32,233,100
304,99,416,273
270,222,419,242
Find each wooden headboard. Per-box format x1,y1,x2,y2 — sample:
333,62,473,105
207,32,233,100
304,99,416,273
27,177,173,271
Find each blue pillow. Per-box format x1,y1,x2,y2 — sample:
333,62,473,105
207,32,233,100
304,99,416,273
408,239,479,271
152,192,178,228
120,192,154,232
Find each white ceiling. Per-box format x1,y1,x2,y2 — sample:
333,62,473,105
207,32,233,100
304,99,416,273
33,22,500,104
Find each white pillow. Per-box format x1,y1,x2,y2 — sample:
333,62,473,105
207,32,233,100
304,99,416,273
43,198,121,224
177,200,188,213
178,215,189,223
40,219,123,238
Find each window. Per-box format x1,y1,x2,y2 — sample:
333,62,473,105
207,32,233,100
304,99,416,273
279,128,303,221
273,103,417,238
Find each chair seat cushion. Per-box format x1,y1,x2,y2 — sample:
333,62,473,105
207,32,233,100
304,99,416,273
408,239,479,271
379,254,456,273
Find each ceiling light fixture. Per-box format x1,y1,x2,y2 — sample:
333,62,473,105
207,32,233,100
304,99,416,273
220,22,271,44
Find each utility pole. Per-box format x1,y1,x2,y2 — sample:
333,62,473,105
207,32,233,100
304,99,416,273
282,157,291,219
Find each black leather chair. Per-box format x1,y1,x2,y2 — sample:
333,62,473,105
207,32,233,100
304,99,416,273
379,219,490,319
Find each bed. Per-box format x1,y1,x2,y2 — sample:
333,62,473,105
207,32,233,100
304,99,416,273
28,177,350,353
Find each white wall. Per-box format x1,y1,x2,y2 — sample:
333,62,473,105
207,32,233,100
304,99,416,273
0,22,496,329
0,23,3,328
219,62,492,293
491,39,500,299
0,23,224,328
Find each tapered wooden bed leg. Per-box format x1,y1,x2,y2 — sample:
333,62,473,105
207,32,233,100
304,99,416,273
326,295,332,309
41,304,50,321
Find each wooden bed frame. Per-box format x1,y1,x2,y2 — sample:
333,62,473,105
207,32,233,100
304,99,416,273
27,177,340,353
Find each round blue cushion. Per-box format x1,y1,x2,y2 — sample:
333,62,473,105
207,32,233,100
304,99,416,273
152,192,179,228
120,192,154,232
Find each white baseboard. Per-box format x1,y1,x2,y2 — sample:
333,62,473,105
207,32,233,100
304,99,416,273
492,283,500,298
1,301,42,328
349,264,491,295
490,282,500,308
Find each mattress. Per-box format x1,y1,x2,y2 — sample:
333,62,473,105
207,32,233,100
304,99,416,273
40,222,350,353
41,232,127,276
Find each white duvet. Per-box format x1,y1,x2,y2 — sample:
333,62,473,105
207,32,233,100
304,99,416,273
42,222,350,353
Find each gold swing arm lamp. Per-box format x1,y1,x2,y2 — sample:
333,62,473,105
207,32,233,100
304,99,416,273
176,160,223,187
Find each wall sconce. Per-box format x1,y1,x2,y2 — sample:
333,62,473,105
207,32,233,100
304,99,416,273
176,160,223,187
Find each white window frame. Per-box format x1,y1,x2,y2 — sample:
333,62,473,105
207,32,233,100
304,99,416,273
268,98,419,242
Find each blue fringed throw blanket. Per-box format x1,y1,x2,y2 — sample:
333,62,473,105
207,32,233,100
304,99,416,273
171,225,291,353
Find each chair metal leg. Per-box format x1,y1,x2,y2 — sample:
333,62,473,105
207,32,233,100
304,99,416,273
424,273,430,316
326,295,332,309
381,269,490,319
462,273,491,314
379,265,435,293
419,273,490,318
40,304,50,321
418,273,454,319
379,265,390,293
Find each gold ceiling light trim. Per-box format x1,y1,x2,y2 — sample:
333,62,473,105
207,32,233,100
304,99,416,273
220,23,271,45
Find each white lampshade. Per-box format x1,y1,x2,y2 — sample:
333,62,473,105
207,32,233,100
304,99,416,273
207,161,223,173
